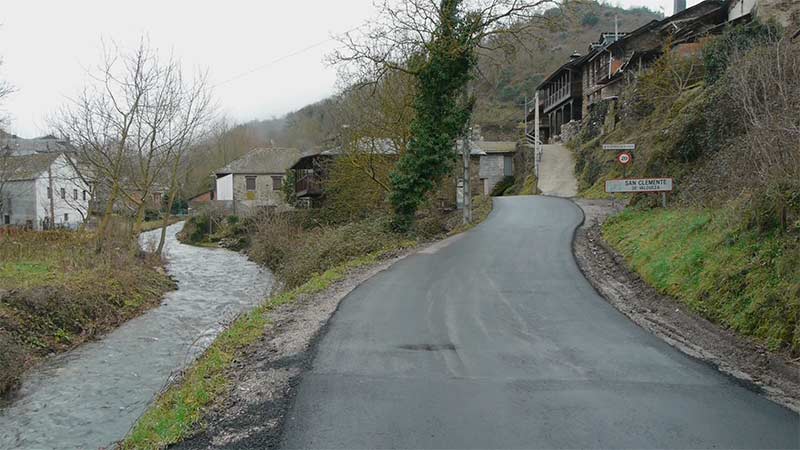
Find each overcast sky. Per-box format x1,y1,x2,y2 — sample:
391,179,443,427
1,0,698,138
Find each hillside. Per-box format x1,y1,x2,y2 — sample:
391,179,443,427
473,2,662,139
181,1,662,196
568,20,800,353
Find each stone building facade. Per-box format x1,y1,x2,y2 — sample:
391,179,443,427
214,148,303,214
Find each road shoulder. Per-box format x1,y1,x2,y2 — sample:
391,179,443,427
571,198,800,413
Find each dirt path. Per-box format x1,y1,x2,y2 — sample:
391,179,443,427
572,198,800,413
537,143,578,197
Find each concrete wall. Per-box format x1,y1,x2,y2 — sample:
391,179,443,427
2,180,36,227
479,154,514,195
728,0,758,21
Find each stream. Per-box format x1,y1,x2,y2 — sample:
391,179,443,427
0,223,274,450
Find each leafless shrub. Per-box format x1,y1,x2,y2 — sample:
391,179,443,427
728,39,800,181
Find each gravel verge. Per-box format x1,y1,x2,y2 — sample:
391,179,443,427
572,198,800,413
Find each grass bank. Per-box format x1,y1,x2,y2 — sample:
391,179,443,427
603,207,800,353
0,229,175,396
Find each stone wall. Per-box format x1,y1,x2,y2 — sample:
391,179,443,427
560,121,582,144
232,173,286,210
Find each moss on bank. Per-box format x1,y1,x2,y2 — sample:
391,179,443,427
603,207,800,353
0,230,175,396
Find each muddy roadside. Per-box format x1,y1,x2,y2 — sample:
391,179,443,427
169,249,414,450
572,198,800,413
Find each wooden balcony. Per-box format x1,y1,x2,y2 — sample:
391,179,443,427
295,174,323,197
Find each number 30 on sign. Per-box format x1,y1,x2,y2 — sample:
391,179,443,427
617,152,632,165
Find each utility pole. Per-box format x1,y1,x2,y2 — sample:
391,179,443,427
462,123,472,225
534,91,541,179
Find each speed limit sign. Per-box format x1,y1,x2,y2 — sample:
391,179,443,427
617,152,633,165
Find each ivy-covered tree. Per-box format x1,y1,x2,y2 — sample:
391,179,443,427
333,0,562,230
389,1,480,229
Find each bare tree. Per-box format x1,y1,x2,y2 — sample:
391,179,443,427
0,58,16,218
54,38,214,252
154,70,215,255
331,0,563,85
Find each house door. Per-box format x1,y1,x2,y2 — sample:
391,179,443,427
503,155,513,177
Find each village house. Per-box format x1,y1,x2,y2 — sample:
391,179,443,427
214,147,303,214
1,152,90,230
290,139,399,208
473,140,517,196
534,51,594,141
529,0,766,142
187,190,215,211
290,132,516,209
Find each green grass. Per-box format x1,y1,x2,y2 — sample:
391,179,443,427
120,247,410,449
0,262,55,287
0,229,175,396
603,207,800,353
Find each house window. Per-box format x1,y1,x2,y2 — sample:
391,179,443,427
3,215,9,225
64,213,69,223
60,188,66,199
245,176,256,191
271,176,283,191
47,187,52,199
83,190,87,201
73,189,78,200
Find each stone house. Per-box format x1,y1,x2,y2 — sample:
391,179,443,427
475,141,517,195
214,148,303,214
1,152,90,230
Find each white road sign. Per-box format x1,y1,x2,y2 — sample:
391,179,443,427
605,178,673,193
603,143,636,151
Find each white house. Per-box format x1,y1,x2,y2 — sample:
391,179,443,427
1,152,90,230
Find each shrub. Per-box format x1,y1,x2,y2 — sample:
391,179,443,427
702,20,781,83
491,176,515,196
249,213,409,289
581,12,600,26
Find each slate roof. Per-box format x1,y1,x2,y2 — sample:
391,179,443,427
216,148,304,175
4,152,61,181
1,136,77,156
473,141,517,154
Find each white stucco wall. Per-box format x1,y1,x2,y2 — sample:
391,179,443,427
35,154,90,229
728,0,758,21
216,174,233,201
2,154,89,230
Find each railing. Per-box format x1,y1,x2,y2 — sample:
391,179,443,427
542,85,571,111
295,174,322,197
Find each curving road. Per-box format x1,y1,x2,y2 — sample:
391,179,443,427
280,196,798,449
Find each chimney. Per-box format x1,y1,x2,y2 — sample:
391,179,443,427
674,0,686,14
569,52,582,61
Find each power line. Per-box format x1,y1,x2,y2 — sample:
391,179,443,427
213,23,367,88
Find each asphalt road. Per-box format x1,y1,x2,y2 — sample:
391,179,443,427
280,196,799,449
